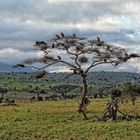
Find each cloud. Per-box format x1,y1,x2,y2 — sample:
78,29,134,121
0,47,42,64
0,0,140,72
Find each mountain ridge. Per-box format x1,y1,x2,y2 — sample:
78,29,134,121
0,62,33,73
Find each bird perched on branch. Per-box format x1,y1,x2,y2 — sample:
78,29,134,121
55,34,61,39
104,59,107,62
96,36,104,46
35,41,48,50
36,41,47,46
60,32,65,37
57,56,61,60
97,36,100,42
73,33,76,38
52,44,55,48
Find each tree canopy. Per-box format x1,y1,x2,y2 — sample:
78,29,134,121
14,33,139,76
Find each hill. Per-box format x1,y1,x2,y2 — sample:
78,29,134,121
43,71,140,85
0,62,33,73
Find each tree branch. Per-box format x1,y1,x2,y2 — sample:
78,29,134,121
85,60,119,73
59,60,77,69
63,73,78,79
27,61,59,71
75,54,81,69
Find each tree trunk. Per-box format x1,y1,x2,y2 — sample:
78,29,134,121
2,92,4,98
112,108,117,120
37,92,40,101
78,74,88,119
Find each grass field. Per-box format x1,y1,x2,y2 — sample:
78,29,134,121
0,98,140,140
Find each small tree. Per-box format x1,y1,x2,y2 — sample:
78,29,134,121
14,33,139,119
123,82,139,105
34,86,43,101
0,87,8,98
49,84,79,99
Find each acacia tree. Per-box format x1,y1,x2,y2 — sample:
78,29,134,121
34,86,42,101
49,84,79,99
123,82,139,105
14,33,139,119
0,87,8,98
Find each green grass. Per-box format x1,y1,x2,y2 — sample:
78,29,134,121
0,99,140,140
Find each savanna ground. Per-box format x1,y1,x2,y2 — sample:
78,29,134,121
0,98,140,140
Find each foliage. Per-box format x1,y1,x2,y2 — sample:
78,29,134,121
0,87,8,98
49,84,79,97
122,82,140,105
110,88,122,99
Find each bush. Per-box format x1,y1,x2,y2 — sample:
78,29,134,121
110,88,122,99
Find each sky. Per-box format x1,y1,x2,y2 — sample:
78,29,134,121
0,0,140,72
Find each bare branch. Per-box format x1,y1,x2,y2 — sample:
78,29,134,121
85,60,120,73
75,54,81,69
63,73,78,80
